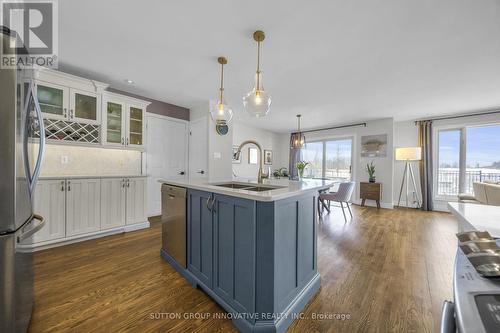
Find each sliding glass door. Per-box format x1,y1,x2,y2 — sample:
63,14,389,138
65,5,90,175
302,137,353,180
436,124,500,198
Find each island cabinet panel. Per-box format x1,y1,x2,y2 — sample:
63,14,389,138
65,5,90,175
187,189,213,288
176,187,321,333
213,194,256,318
273,193,318,313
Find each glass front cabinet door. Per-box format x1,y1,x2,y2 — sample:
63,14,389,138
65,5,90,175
70,89,99,124
104,100,125,146
36,82,69,120
127,105,145,148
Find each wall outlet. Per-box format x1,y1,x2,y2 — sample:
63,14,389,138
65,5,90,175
61,155,69,164
213,152,222,159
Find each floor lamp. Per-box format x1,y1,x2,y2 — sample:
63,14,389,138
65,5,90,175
396,147,422,208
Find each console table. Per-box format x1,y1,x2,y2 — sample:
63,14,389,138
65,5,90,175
360,182,381,208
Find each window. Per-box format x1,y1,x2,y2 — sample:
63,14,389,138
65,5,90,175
436,124,500,197
325,139,352,179
437,130,461,196
302,138,353,180
302,141,323,178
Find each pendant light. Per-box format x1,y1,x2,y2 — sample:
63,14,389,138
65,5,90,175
243,30,271,117
291,115,306,149
210,57,233,125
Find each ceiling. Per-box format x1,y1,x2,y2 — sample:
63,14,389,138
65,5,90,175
58,0,500,133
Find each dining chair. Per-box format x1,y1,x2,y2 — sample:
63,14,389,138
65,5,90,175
319,181,356,222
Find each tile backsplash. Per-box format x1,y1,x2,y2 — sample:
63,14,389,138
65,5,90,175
39,144,142,176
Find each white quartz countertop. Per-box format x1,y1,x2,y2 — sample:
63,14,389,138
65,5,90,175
448,202,500,237
158,178,335,202
40,174,148,180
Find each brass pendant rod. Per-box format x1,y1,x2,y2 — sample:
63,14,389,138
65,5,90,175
219,62,224,103
256,41,261,91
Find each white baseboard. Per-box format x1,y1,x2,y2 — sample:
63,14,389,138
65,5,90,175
26,221,150,252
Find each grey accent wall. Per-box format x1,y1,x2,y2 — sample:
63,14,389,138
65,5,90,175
107,87,190,121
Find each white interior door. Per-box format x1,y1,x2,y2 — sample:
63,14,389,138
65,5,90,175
189,117,208,180
146,113,188,216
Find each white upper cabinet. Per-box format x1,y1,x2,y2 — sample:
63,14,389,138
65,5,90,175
35,69,107,124
102,92,150,150
33,68,150,149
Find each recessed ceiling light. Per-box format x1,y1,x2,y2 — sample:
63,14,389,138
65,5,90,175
125,79,134,84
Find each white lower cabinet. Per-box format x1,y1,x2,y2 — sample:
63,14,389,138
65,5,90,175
32,179,66,243
126,177,147,225
66,179,101,237
101,178,127,230
31,176,148,247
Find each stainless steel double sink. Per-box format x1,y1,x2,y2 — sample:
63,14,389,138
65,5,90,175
211,182,285,192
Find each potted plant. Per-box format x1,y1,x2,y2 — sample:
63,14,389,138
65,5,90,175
296,161,309,180
273,167,289,179
366,161,376,183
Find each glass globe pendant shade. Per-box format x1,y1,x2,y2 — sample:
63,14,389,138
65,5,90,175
210,57,233,125
243,72,271,117
210,97,233,125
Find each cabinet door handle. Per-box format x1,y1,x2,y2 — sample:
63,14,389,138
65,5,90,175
121,178,125,188
61,180,65,191
63,108,67,118
211,197,216,213
70,109,74,119
196,170,205,174
206,194,212,212
121,137,124,145
67,181,71,191
126,137,129,146
126,179,130,187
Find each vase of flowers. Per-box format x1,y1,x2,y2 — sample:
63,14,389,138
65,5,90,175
366,161,376,183
296,161,309,180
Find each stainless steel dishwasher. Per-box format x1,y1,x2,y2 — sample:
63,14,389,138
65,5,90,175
161,184,187,267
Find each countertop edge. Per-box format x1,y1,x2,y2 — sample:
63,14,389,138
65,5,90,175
159,179,333,202
448,202,500,237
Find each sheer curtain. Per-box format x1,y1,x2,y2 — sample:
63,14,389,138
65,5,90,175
417,120,434,211
289,133,302,180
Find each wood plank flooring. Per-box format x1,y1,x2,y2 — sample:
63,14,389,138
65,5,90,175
29,205,457,333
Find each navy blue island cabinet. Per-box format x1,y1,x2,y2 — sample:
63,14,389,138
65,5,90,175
161,188,320,333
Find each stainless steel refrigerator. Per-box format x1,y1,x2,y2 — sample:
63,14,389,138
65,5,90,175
0,26,46,333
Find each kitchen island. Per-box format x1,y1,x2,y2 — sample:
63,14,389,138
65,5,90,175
159,178,333,333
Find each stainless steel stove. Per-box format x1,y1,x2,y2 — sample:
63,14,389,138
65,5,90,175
442,245,500,332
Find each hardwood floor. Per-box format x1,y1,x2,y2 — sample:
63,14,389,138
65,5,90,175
29,205,457,333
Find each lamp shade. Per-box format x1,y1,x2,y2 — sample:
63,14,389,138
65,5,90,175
395,147,422,161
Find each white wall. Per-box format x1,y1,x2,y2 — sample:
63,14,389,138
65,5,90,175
290,118,395,208
232,122,288,179
190,102,233,182
393,120,421,207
